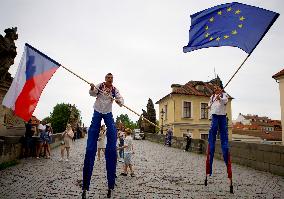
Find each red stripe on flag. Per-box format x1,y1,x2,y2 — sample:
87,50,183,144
227,152,232,179
14,67,58,121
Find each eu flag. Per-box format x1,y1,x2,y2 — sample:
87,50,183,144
183,2,279,54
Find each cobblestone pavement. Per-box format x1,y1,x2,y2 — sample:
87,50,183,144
0,138,283,199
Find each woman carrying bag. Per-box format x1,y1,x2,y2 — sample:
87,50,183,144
60,124,74,161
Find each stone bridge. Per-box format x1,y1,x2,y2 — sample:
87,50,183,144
0,138,283,198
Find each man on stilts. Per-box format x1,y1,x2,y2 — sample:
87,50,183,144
183,4,279,193
82,73,124,198
205,85,233,193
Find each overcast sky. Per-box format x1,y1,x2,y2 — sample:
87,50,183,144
1,0,283,126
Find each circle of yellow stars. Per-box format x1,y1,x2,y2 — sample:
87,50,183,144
204,7,245,42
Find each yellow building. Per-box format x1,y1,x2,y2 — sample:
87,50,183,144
272,68,284,145
156,77,233,140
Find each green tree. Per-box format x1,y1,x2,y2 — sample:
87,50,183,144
49,103,81,133
42,116,51,124
146,98,157,133
116,114,137,130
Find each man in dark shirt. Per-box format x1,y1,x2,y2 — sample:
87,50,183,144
24,119,35,157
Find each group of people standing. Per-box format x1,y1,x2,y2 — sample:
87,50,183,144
36,122,53,159
96,124,135,177
23,120,53,159
96,124,128,163
23,119,85,162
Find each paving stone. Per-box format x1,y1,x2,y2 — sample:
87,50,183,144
0,139,283,198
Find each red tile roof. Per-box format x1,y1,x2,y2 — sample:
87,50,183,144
272,68,284,79
233,129,282,141
243,115,268,120
156,79,232,104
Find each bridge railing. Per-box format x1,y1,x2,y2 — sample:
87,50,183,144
145,133,284,176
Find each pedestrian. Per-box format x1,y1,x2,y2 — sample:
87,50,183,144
97,124,106,161
164,129,168,146
36,126,50,159
73,127,77,142
118,127,125,162
37,121,46,133
205,85,233,193
44,124,53,158
185,135,192,152
36,121,46,157
77,125,82,139
118,128,135,177
82,73,124,199
167,128,173,147
23,119,35,157
60,123,74,162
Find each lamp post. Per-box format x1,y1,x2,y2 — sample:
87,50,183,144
160,108,165,134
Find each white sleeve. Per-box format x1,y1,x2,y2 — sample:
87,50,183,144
89,83,101,97
115,88,124,105
220,93,228,105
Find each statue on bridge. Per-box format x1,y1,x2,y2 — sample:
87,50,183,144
0,27,18,82
0,27,24,135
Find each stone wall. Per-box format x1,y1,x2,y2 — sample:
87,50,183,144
145,133,284,176
0,133,64,164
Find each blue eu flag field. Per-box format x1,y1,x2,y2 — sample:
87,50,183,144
183,2,279,54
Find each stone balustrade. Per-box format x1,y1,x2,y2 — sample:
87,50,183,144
145,133,284,176
0,133,63,164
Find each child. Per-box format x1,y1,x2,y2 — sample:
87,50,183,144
118,128,135,177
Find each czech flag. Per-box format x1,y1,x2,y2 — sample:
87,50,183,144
2,43,61,121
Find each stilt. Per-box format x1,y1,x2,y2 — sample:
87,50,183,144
81,190,86,199
229,178,234,194
107,189,112,198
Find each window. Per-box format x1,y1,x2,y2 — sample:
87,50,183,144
201,103,208,119
201,133,208,140
183,101,191,118
164,105,168,120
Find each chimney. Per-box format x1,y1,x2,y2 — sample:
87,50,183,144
171,84,182,93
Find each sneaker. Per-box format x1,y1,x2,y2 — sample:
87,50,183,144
120,173,127,176
59,158,63,161
36,157,39,159
65,159,69,162
130,173,135,177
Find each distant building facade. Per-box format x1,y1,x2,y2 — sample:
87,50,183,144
272,68,284,145
156,77,233,140
233,113,281,132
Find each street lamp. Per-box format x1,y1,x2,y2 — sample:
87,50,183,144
160,108,165,134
